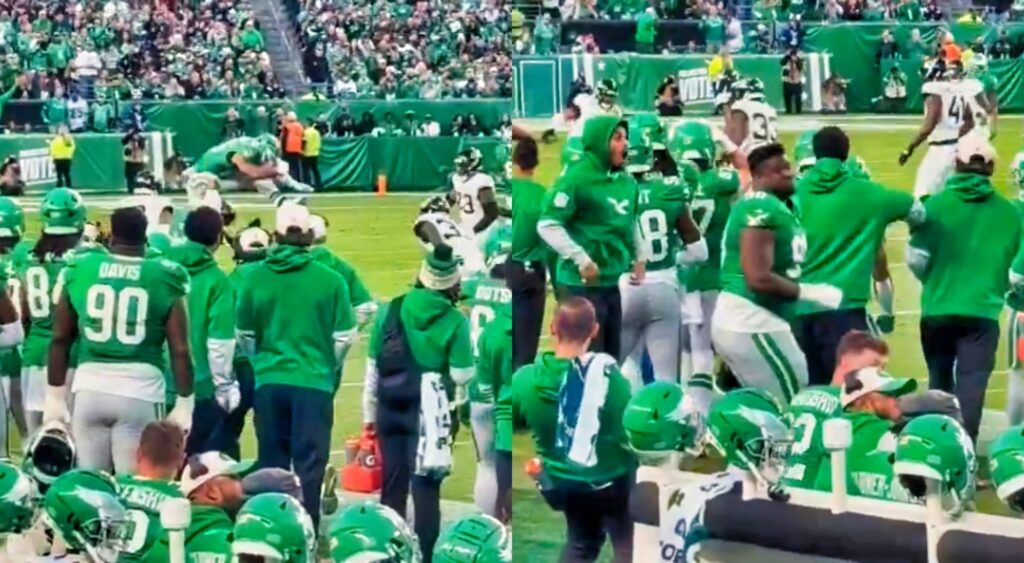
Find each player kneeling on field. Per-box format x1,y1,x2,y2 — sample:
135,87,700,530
433,513,512,562
231,492,316,563
989,425,1024,513
327,501,422,562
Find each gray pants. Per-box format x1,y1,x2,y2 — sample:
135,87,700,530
711,324,808,404
470,402,498,517
680,290,719,381
620,280,681,382
72,390,164,474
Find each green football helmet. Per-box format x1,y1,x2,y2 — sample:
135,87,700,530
233,493,316,563
328,501,422,562
988,425,1024,512
252,133,280,164
0,459,38,535
893,414,977,516
484,222,512,270
626,115,655,174
433,513,511,563
1012,152,1024,196
794,131,816,173
706,389,791,489
667,121,716,170
623,381,702,464
676,159,702,193
40,188,86,235
43,469,132,563
596,78,618,103
0,197,24,239
629,112,666,150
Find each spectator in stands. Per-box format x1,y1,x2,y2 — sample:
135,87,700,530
280,112,305,184
921,0,942,20
42,86,68,133
121,103,147,132
656,76,683,116
896,0,923,20
700,5,726,54
305,42,330,87
223,107,245,140
91,92,116,133
302,119,322,191
465,114,484,137
332,107,357,137
70,40,102,94
239,20,265,53
725,9,744,53
749,23,774,53
780,18,803,49
49,124,75,188
421,114,441,137
875,65,908,113
824,0,845,22
842,0,864,20
358,112,376,136
905,28,929,59
451,114,466,137
534,14,557,55
122,129,147,194
877,30,900,63
636,8,657,54
991,30,1015,59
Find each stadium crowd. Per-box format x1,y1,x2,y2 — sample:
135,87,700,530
294,0,513,99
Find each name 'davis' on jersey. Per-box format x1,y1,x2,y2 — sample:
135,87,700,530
99,262,142,281
676,68,714,106
18,148,56,185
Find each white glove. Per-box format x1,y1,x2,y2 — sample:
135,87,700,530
214,381,241,413
799,283,843,310
42,385,70,427
166,394,195,434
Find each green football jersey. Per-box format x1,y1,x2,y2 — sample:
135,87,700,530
812,412,914,503
186,505,233,562
19,253,72,367
685,167,740,291
782,386,841,489
63,252,189,403
0,245,21,377
193,137,262,178
636,173,686,272
117,475,184,562
462,272,512,403
478,312,512,451
720,190,806,320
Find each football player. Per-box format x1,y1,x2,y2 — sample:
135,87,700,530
1010,152,1024,426
433,513,512,563
19,188,86,437
562,79,624,168
414,194,486,277
180,451,252,560
667,120,744,410
450,148,502,250
620,114,705,384
0,196,29,454
712,144,840,403
327,501,422,562
988,425,1024,513
181,134,313,210
232,493,317,563
724,78,778,154
43,469,134,563
462,224,512,517
116,421,187,562
308,213,378,328
964,53,998,139
45,206,195,474
899,59,981,198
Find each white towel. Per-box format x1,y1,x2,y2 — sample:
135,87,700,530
557,352,615,468
659,471,740,562
416,371,453,478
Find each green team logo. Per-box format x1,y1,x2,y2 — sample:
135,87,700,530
18,148,56,186
676,68,715,107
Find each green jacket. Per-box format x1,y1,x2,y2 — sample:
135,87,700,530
166,241,234,400
236,245,356,393
540,115,639,287
309,245,373,308
910,173,1021,320
796,158,916,313
510,352,635,486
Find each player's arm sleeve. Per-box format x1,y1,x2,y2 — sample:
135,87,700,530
235,283,256,358
332,277,358,366
338,260,377,324
449,315,475,386
362,304,388,425
538,180,593,268
207,277,236,386
905,223,933,282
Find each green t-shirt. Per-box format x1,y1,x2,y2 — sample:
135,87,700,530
720,190,806,320
92,102,116,132
636,173,686,272
64,252,189,401
510,177,550,264
510,351,635,486
117,475,184,562
910,173,1021,320
477,311,512,452
701,16,725,44
685,167,740,291
782,386,842,489
461,273,511,403
795,158,915,313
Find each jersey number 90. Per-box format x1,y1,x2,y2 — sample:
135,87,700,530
85,285,149,346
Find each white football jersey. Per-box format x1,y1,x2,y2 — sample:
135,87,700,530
569,93,623,138
415,212,485,276
922,80,981,143
731,99,778,152
451,171,496,238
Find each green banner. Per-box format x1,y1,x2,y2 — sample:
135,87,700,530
1,133,503,193
141,99,511,159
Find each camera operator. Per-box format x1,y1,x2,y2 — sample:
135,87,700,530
122,128,148,194
0,157,24,196
781,47,805,114
821,73,849,114
874,66,908,114
655,76,683,116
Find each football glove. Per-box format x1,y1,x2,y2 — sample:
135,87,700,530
166,394,195,434
214,381,241,413
798,283,843,310
897,149,913,166
42,385,70,427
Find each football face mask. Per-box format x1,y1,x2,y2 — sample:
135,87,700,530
706,389,793,493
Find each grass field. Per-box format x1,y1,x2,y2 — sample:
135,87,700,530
512,115,1024,561
3,191,480,516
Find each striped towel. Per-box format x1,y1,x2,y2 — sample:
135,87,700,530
556,352,616,468
416,372,453,478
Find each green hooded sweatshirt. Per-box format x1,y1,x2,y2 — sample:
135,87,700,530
166,241,235,400
909,172,1021,320
540,115,639,287
795,157,917,313
510,352,635,486
369,287,473,393
185,505,233,560
235,245,356,393
309,245,373,307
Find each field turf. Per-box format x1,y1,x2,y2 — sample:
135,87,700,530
511,115,1024,561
